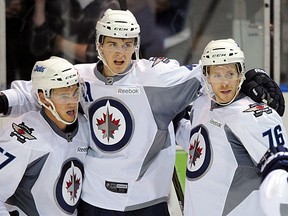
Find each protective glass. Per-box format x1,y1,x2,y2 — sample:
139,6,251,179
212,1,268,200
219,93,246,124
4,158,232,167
50,87,81,104
207,65,241,83
102,42,135,53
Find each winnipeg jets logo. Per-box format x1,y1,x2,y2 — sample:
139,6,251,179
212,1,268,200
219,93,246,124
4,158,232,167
186,125,212,180
150,57,170,67
96,107,121,142
188,128,203,168
55,159,84,214
243,103,272,117
10,122,36,143
33,65,45,72
89,98,134,151
65,162,81,202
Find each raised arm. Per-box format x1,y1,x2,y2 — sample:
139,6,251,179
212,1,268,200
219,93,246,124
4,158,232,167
0,80,40,116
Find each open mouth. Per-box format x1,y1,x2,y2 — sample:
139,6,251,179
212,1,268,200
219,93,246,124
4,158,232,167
66,110,75,117
114,60,125,65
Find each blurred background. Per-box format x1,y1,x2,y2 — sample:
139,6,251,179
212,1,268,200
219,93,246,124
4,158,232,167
1,0,288,87
0,1,287,138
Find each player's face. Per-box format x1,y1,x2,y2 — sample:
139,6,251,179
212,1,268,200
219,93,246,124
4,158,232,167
99,36,135,76
45,84,80,129
207,63,242,103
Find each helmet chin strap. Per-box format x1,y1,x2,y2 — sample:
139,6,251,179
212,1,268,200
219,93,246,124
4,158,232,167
203,74,245,106
38,97,77,125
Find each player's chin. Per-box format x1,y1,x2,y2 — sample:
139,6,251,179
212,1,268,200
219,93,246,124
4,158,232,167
114,67,126,74
64,116,77,123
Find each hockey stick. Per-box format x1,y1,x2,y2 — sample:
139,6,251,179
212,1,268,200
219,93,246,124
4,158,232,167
118,0,127,10
172,167,184,209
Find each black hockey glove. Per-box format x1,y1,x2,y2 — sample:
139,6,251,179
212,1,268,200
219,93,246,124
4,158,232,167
172,105,191,133
241,68,285,116
0,92,9,115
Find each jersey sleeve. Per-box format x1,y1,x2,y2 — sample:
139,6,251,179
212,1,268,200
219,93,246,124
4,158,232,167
1,80,40,116
0,203,10,216
0,119,33,204
229,106,288,165
175,118,192,152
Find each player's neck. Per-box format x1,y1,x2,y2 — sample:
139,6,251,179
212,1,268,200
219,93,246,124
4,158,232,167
44,109,67,131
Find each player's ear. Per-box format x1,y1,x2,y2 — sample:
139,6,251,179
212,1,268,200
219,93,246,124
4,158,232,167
98,43,104,54
38,92,50,106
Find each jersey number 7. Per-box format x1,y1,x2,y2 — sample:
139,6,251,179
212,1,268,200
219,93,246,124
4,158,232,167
0,147,15,169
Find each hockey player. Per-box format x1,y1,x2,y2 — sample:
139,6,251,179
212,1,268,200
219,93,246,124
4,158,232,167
175,39,288,216
0,57,89,215
0,9,285,215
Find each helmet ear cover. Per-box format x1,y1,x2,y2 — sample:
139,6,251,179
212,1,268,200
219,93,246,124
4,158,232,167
98,35,104,44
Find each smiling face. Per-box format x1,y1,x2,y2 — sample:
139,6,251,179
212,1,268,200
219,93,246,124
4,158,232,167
39,84,80,130
207,63,242,104
99,36,135,76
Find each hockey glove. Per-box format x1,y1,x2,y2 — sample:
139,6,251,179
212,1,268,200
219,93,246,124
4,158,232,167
259,169,288,216
241,68,285,116
0,92,8,115
172,105,191,133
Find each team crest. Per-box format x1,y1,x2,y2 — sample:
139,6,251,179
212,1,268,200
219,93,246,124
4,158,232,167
186,125,212,179
243,103,272,117
89,98,134,152
150,57,170,67
10,122,36,143
55,159,84,214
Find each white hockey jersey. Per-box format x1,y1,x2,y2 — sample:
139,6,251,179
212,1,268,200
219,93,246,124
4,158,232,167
2,57,203,211
176,94,288,216
0,111,89,215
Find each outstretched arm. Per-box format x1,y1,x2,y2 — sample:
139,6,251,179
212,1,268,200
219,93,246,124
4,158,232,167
0,80,40,116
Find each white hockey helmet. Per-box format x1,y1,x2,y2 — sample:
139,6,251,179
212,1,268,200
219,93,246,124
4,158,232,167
201,38,245,75
201,39,245,106
32,56,81,125
96,9,141,60
32,56,79,97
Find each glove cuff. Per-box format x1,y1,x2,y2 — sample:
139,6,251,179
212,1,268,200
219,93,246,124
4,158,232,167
0,92,9,115
258,149,288,180
245,68,269,82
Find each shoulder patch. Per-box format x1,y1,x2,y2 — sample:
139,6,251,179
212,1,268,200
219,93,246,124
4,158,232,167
243,103,272,117
10,122,37,143
149,57,170,67
184,64,197,71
